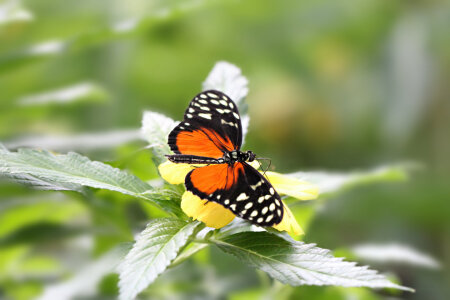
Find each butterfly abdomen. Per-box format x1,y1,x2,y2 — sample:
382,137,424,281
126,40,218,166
166,154,222,164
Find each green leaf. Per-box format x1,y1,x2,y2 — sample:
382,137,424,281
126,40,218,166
288,164,412,197
212,231,413,292
1,171,84,192
0,148,181,215
118,218,199,300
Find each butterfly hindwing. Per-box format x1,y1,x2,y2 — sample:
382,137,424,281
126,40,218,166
168,90,243,158
185,162,284,226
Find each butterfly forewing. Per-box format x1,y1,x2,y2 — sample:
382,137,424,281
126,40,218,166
168,90,243,157
185,162,283,226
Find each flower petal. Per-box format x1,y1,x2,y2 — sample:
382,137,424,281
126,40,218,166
272,203,304,235
158,161,195,184
265,171,319,200
181,191,235,229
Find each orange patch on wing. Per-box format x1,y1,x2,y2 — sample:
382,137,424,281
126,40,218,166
189,163,244,195
176,128,234,158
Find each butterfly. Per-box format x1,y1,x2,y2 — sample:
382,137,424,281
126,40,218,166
166,90,283,226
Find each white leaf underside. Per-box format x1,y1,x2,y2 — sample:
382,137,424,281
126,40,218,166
5,129,141,151
202,61,249,105
141,111,177,163
352,243,440,269
288,164,409,195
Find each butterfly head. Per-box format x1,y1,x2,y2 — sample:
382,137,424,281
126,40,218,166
245,150,256,162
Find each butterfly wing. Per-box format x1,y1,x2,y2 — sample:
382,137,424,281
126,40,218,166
185,162,284,226
168,90,243,158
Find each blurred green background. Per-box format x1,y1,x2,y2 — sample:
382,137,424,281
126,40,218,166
1,0,449,299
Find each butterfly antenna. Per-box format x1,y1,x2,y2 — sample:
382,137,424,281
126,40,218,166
256,157,272,177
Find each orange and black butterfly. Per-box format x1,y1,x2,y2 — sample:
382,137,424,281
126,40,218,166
166,90,283,226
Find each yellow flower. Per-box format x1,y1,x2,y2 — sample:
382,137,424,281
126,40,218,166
158,161,318,235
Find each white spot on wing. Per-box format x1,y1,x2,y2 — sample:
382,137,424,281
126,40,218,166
250,210,258,217
237,193,249,201
270,188,275,195
207,92,219,98
221,119,238,127
199,99,208,104
250,181,263,190
269,203,275,211
219,100,228,106
211,100,220,105
266,215,274,222
245,202,253,209
198,113,212,119
233,112,240,119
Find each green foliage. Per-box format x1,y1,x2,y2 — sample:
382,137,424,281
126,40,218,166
118,218,200,300
0,196,85,237
3,0,447,296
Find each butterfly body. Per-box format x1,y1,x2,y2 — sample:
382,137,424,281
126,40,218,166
166,90,284,226
166,150,255,165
